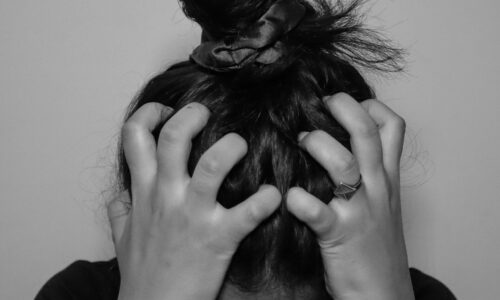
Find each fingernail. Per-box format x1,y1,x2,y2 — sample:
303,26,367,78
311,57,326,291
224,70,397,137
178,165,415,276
259,184,275,190
162,106,174,117
298,131,309,142
258,185,281,196
323,92,347,103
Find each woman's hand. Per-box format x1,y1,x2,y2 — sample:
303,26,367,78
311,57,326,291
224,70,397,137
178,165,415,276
107,102,281,300
287,93,414,300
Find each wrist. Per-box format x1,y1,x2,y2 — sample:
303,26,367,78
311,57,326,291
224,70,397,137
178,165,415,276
325,256,415,300
330,270,415,300
118,255,230,300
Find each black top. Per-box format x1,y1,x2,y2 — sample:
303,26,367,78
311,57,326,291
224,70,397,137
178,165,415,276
35,259,456,300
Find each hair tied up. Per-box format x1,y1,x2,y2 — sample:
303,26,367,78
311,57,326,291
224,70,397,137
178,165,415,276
190,0,306,72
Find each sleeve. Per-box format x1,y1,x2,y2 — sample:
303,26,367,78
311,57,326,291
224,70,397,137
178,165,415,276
410,268,457,300
34,260,120,300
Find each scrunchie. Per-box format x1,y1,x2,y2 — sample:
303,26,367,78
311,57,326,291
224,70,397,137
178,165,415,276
190,0,306,72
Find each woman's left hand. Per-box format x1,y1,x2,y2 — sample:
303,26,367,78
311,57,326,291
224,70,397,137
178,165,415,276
107,102,282,300
287,93,415,300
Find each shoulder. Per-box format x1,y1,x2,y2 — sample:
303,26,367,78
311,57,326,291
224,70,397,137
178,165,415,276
410,268,457,300
35,259,120,300
35,261,455,300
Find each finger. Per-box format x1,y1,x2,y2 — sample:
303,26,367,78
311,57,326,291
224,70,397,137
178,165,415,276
360,99,406,182
107,191,131,246
223,185,281,240
188,133,248,207
286,187,337,242
323,93,384,177
298,130,360,187
122,103,173,189
157,102,210,183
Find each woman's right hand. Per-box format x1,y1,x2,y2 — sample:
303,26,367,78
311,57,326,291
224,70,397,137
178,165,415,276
107,102,281,300
287,93,414,300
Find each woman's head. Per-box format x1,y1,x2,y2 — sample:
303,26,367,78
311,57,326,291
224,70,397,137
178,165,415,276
117,0,403,297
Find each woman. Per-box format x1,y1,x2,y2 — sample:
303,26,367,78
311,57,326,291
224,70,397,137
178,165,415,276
36,0,456,299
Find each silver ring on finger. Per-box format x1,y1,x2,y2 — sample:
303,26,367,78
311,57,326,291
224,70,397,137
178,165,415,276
334,175,363,200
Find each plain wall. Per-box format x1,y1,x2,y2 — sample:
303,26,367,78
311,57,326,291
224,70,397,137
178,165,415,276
1,0,499,299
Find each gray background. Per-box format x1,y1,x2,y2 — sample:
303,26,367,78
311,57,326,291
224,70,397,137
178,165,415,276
1,0,499,299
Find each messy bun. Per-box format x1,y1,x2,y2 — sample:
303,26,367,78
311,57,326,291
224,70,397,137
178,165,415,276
182,0,403,81
118,0,404,297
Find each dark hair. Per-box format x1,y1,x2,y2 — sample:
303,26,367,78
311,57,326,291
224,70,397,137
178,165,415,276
117,0,404,297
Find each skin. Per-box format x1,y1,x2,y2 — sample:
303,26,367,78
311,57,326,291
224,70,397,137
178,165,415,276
288,93,414,300
109,102,282,300
108,93,414,300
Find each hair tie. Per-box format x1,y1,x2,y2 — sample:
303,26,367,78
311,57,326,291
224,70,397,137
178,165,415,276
190,0,306,72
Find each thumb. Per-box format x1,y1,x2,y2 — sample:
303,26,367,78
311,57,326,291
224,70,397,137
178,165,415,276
226,185,282,240
286,187,337,242
107,191,131,246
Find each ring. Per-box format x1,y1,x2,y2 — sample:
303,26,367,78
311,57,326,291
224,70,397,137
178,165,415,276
334,175,363,200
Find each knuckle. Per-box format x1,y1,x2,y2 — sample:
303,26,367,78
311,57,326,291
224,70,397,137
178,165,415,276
337,154,358,174
245,203,262,226
140,102,174,122
198,155,222,176
159,119,184,143
121,121,141,141
305,202,323,221
107,199,122,214
158,103,210,144
354,119,379,137
362,98,376,106
287,187,322,221
392,115,406,134
107,193,130,217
